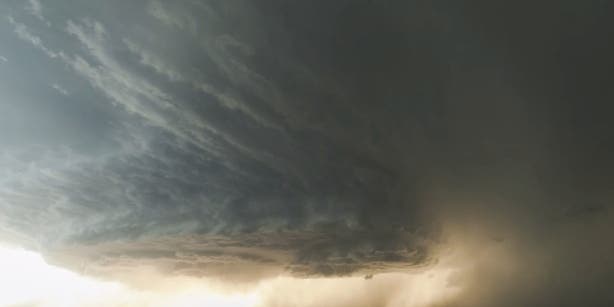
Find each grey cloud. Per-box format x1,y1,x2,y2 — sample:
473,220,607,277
3,5,423,276
1,1,614,306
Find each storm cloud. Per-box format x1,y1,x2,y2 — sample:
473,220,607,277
1,0,614,306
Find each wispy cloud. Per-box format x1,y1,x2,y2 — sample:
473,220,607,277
123,38,280,130
122,38,185,83
147,0,196,31
7,16,59,58
26,0,44,21
52,83,69,95
63,19,245,163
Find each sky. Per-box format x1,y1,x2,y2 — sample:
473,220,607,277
0,0,614,306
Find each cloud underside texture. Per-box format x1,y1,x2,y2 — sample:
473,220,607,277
1,1,614,306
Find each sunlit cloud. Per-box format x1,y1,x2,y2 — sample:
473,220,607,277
0,245,261,307
0,245,463,307
0,245,124,307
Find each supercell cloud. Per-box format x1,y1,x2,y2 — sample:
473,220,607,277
1,1,614,306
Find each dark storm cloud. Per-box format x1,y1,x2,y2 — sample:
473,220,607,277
0,0,433,277
2,0,614,305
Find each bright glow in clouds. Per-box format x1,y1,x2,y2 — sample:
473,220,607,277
256,268,461,307
0,245,461,307
0,245,121,306
0,245,260,307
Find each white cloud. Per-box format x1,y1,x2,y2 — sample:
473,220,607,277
66,19,295,174
65,19,180,125
143,1,292,130
123,38,280,130
52,83,69,96
8,16,59,58
26,0,44,21
147,0,195,31
123,38,185,83
4,16,249,175
0,55,7,63
62,19,259,166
